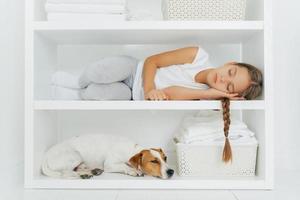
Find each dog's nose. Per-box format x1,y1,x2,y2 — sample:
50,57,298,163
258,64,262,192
167,169,174,177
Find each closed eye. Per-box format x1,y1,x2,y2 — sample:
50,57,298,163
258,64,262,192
164,156,167,162
229,67,237,77
151,160,159,164
227,83,235,93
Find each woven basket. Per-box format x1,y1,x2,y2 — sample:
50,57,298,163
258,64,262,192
175,137,258,177
162,0,247,21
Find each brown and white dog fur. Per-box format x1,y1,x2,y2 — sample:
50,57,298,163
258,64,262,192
42,134,174,179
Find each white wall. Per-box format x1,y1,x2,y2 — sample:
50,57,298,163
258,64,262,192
0,0,299,173
273,0,300,170
0,0,25,168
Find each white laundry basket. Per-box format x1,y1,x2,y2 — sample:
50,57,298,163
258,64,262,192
162,0,247,21
175,137,258,176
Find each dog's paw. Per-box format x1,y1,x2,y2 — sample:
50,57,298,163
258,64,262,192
127,170,139,177
91,168,104,176
80,174,93,179
135,170,144,177
126,168,144,177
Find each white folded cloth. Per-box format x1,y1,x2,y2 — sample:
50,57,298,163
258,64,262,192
174,110,256,144
47,13,126,21
45,3,125,14
181,116,248,132
127,9,158,21
185,135,258,145
47,0,126,5
175,129,255,144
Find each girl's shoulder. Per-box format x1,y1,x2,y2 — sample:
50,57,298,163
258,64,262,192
192,46,209,65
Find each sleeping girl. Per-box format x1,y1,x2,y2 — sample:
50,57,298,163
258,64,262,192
52,46,263,101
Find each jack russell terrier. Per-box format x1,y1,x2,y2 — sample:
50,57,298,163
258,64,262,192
42,134,174,179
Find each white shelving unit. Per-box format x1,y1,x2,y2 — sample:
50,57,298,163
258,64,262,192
25,0,274,189
34,100,265,110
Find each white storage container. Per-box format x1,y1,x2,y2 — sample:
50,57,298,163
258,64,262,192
175,137,258,176
162,0,247,21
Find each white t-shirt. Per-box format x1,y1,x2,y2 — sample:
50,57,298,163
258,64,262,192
132,47,213,100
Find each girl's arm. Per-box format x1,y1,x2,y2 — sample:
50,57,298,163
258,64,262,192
142,47,199,95
162,86,208,100
162,86,244,100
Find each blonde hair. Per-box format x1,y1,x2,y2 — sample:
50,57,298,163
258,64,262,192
234,63,263,100
221,98,232,163
221,63,263,163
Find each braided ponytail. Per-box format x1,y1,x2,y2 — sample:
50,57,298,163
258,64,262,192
221,98,232,163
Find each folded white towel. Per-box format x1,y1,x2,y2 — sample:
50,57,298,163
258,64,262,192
180,116,248,136
47,0,126,5
127,10,158,21
173,110,255,144
45,3,125,14
47,13,126,21
176,129,255,144
187,135,258,145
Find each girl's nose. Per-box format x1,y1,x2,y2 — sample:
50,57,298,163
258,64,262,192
221,76,230,83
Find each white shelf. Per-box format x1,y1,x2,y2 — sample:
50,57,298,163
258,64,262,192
29,153,268,189
34,100,265,110
34,21,264,44
33,21,264,30
30,175,267,189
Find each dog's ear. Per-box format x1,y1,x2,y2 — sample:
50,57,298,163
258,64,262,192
128,152,143,170
151,148,167,162
151,148,163,152
151,148,165,155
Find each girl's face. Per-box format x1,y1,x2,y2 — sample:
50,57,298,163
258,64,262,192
207,63,251,94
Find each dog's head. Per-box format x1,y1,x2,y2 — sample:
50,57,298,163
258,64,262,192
128,148,174,179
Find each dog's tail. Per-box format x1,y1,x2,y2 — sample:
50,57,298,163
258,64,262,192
41,157,78,179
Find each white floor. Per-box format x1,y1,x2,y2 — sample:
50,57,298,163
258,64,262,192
1,163,299,200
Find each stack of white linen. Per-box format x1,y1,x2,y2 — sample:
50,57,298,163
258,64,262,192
174,110,256,145
45,0,127,21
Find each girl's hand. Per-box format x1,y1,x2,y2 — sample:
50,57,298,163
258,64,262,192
145,89,169,101
205,88,245,100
